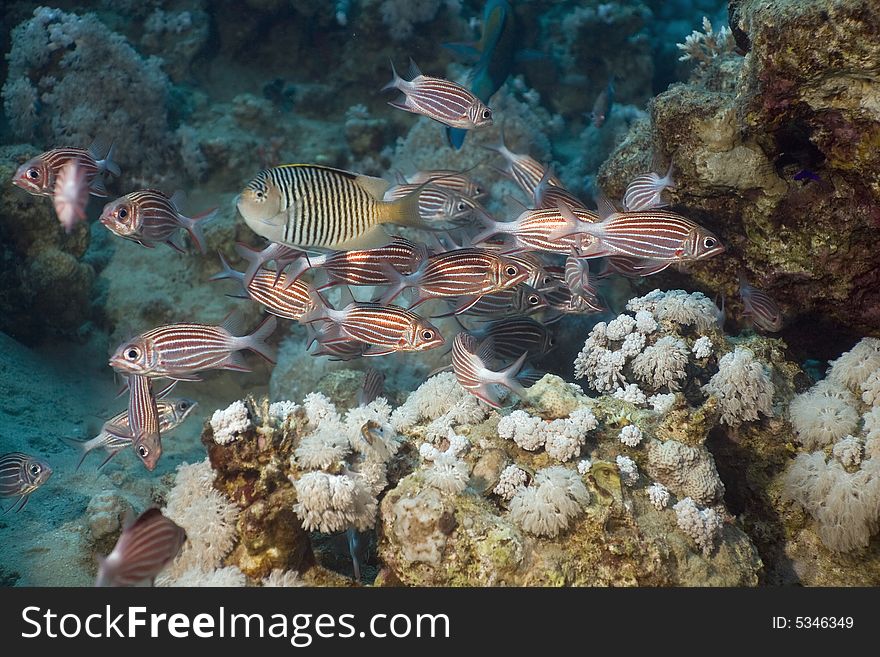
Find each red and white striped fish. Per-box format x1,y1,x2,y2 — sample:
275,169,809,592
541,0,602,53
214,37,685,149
564,252,602,310
406,169,487,200
210,252,319,322
61,397,197,471
471,205,599,254
451,333,529,408
302,290,444,356
358,368,386,406
484,130,561,197
0,452,52,513
551,202,724,262
109,314,277,380
384,183,482,226
114,374,162,471
282,237,424,288
739,274,783,332
383,59,494,130
622,161,675,212
12,137,120,198
52,161,89,233
95,508,186,587
380,248,531,312
100,189,215,254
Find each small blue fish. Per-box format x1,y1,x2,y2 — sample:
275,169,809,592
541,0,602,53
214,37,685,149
0,452,52,513
793,169,820,183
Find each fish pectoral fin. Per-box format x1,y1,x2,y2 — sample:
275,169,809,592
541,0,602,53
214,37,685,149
259,212,288,227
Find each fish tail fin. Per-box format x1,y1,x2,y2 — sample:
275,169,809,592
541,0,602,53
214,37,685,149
58,436,90,471
241,315,277,364
498,351,530,398
469,209,506,245
102,141,122,178
382,180,429,228
299,286,333,325
208,251,246,292
381,58,402,92
179,207,216,254
282,254,315,288
446,126,467,150
88,136,121,178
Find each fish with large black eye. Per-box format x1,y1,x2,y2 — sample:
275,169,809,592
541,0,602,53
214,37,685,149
0,452,53,513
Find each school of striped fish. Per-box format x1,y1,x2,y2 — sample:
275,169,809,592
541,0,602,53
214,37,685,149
5,29,785,587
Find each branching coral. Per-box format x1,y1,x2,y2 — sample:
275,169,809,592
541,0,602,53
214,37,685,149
676,17,735,67
702,347,774,426
616,455,639,486
508,466,590,538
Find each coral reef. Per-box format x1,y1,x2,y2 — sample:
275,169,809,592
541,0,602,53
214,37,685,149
3,7,175,179
601,0,880,336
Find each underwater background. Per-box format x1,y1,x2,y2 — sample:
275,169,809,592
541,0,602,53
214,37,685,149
1,0,879,587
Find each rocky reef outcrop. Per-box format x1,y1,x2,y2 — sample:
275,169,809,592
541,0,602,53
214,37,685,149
600,0,880,340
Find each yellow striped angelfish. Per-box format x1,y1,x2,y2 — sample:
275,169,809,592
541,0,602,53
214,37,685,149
236,164,424,250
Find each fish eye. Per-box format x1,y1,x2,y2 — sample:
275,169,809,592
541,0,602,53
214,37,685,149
27,168,40,180
474,187,482,195
457,202,467,211
505,265,519,277
482,109,492,119
138,445,149,458
528,294,540,305
703,237,716,248
255,190,265,199
421,330,434,340
117,206,128,219
179,401,190,410
29,463,41,477
125,347,140,360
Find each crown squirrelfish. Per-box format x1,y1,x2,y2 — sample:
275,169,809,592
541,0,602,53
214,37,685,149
12,137,120,198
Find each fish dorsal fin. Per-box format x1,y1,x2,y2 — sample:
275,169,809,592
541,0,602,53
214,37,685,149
556,200,580,225
169,190,186,213
595,192,618,220
406,58,423,81
354,174,391,200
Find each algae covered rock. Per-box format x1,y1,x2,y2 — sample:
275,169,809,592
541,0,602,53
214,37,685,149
600,0,880,337
0,144,96,342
